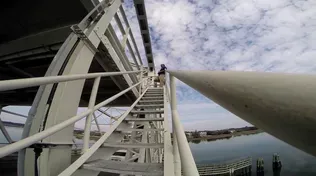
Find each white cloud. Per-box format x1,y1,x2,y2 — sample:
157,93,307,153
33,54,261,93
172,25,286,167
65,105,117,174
4,0,316,131
177,103,250,131
122,0,316,129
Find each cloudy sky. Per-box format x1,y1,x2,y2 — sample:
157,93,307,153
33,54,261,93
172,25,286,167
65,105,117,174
2,0,316,132
122,0,316,130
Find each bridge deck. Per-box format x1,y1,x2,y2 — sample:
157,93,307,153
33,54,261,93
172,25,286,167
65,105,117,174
0,0,138,107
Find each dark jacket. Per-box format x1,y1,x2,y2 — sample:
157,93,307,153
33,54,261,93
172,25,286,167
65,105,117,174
158,65,167,75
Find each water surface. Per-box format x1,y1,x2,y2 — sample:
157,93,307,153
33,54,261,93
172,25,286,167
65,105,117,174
190,133,316,176
2,128,316,175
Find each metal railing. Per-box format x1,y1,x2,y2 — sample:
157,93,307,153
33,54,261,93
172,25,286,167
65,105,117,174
0,70,149,159
0,73,202,176
196,157,252,175
169,74,200,176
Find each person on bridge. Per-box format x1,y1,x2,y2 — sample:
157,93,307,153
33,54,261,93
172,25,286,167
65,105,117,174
158,64,167,87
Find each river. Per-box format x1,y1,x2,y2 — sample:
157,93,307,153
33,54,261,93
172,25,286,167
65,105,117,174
189,132,316,176
1,127,316,175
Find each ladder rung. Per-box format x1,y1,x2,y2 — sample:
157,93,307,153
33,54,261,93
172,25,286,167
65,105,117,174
142,97,163,100
148,87,163,90
103,143,164,148
125,118,163,121
135,104,164,108
139,100,164,103
116,128,164,132
144,94,163,96
131,110,164,114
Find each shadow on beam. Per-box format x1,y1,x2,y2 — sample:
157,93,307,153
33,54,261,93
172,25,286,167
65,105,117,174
169,70,316,157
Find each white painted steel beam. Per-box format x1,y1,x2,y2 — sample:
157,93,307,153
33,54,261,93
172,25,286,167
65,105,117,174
131,110,164,114
170,76,199,176
83,77,101,153
18,32,79,176
169,70,316,157
0,107,13,143
103,143,164,148
0,70,141,92
106,25,136,76
139,100,164,104
0,80,144,158
94,29,139,97
0,119,13,143
119,6,143,65
135,104,164,108
124,118,163,122
92,113,102,134
144,93,163,96
114,13,140,70
139,66,143,96
142,97,164,100
115,128,163,132
163,86,175,176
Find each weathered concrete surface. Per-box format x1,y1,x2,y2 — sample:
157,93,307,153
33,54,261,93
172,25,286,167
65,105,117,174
169,70,316,156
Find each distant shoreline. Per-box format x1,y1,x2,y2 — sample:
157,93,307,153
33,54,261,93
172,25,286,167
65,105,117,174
187,129,263,141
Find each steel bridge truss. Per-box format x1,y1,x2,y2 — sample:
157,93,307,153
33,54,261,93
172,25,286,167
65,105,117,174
2,1,314,175
0,1,199,176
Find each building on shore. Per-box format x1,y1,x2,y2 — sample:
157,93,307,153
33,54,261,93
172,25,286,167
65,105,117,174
199,131,207,137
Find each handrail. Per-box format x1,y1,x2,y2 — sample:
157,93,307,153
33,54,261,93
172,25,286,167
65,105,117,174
163,86,175,175
169,75,199,176
0,78,146,158
0,70,142,92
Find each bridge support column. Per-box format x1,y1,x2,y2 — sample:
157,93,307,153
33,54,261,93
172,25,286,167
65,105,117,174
19,33,79,176
19,1,124,175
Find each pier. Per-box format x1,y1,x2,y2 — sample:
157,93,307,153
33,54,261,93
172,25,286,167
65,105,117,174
196,157,252,176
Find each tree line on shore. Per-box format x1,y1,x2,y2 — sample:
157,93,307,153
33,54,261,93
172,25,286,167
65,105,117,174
187,126,258,138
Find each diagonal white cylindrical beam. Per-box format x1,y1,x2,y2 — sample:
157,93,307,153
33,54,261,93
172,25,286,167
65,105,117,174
170,76,199,176
0,107,13,143
173,130,181,176
92,113,102,134
0,80,144,158
169,70,316,157
82,76,101,153
0,70,141,92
